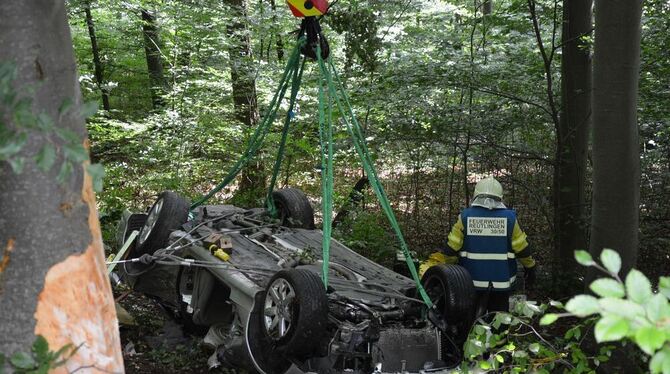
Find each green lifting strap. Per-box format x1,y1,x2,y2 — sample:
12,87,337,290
265,57,307,216
190,39,305,209
190,36,433,308
315,52,434,308
316,44,334,287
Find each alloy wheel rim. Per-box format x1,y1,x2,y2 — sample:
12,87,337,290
425,276,447,318
138,198,163,245
263,278,295,339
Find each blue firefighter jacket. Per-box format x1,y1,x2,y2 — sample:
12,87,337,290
442,206,534,291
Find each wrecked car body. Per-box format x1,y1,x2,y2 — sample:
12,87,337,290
116,189,475,373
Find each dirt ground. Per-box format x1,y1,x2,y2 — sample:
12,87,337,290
115,287,230,373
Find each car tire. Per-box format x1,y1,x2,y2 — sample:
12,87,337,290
136,191,190,255
259,268,328,358
272,188,315,229
422,264,475,364
421,264,476,325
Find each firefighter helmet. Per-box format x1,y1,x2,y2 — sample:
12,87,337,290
473,177,503,200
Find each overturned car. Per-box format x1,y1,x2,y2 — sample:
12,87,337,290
116,188,476,373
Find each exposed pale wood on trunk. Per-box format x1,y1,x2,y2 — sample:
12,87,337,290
0,1,122,370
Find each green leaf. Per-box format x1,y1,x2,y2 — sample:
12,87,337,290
625,269,653,303
63,143,88,163
0,353,5,374
32,335,49,362
594,315,629,343
600,249,621,274
574,250,595,266
479,360,491,369
53,127,80,143
35,144,56,172
56,161,73,184
10,351,36,369
36,113,53,131
646,293,670,322
599,297,646,319
540,313,559,325
565,295,600,317
52,343,75,363
8,157,25,174
474,324,487,336
659,277,670,299
650,348,670,374
590,278,625,298
35,363,50,374
529,342,540,354
512,350,528,358
0,132,27,159
565,326,582,340
549,300,564,308
86,164,105,192
465,339,486,358
58,98,74,116
635,326,666,355
80,101,98,119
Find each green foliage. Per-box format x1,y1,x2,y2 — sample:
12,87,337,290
333,209,397,267
544,250,670,373
462,298,608,373
0,61,104,191
0,335,78,374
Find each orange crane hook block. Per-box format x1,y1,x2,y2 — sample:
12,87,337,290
287,0,329,17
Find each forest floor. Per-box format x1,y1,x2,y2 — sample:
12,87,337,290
115,288,226,374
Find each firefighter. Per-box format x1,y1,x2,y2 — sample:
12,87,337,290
420,176,536,314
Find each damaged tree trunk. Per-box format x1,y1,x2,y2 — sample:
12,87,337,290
0,1,123,372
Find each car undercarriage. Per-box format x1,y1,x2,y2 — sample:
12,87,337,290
115,189,475,373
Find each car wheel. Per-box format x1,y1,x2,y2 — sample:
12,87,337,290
272,188,315,229
422,264,475,364
260,268,328,358
421,264,476,325
136,191,190,255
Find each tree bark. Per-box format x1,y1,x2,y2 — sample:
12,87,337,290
83,0,110,111
332,177,369,228
225,0,265,204
589,0,643,277
0,1,123,372
269,0,285,61
141,9,166,109
555,0,592,286
483,0,493,15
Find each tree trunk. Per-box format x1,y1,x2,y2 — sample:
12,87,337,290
483,0,493,15
555,0,592,287
589,0,643,277
0,1,123,372
462,130,471,206
269,0,285,61
225,0,265,205
83,0,110,111
141,9,166,109
332,177,369,228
